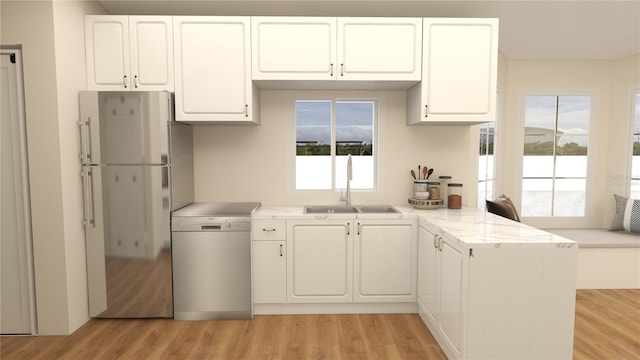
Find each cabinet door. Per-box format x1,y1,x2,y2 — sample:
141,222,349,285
409,18,499,124
438,233,465,358
354,220,416,302
129,16,174,91
287,220,353,303
418,224,439,323
252,17,336,80
173,17,256,123
337,18,422,81
252,241,286,303
85,16,130,90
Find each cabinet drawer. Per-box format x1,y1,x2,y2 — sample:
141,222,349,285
252,220,286,240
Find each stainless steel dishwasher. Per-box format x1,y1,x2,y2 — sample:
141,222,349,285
171,202,260,321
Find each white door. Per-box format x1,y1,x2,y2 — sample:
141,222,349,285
337,17,422,81
438,234,465,357
1,50,33,334
129,16,174,91
287,221,353,303
354,221,415,302
173,16,254,123
418,225,440,323
422,18,498,121
252,241,286,303
85,16,130,90
251,17,336,80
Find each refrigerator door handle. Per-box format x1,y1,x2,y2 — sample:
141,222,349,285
82,167,96,228
78,116,93,164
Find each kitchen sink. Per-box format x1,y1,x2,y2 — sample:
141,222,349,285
304,205,399,214
357,206,400,214
304,206,360,214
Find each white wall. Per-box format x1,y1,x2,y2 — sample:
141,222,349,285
52,0,106,333
193,90,477,205
1,0,105,335
499,56,640,228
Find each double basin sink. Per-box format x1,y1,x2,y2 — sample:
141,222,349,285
304,205,399,214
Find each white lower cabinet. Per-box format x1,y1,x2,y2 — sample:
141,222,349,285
286,219,353,303
252,220,287,304
417,218,578,360
354,219,417,302
252,241,286,303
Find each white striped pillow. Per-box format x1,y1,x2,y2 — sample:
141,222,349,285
611,194,640,233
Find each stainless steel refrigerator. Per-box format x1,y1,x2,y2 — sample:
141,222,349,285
79,91,193,318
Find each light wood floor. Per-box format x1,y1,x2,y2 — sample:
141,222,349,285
1,289,638,360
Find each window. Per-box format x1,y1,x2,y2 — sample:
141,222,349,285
630,92,640,198
295,99,376,190
522,95,591,217
477,121,496,208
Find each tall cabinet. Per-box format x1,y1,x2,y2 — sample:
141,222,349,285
173,16,258,124
85,16,174,91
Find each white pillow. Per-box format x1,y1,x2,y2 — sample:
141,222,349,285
610,194,640,233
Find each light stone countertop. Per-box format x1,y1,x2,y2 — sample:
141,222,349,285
253,205,577,248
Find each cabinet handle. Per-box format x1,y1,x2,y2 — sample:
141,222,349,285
357,222,361,235
347,222,350,235
340,63,344,77
245,104,249,118
330,63,334,76
134,75,139,88
425,104,429,118
280,243,283,257
123,74,128,89
433,234,438,249
262,228,276,232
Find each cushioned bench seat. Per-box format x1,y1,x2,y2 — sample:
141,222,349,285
544,228,640,289
545,228,640,248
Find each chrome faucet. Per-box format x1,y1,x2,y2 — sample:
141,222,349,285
346,154,352,207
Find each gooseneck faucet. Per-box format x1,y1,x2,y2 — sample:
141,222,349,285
346,154,352,207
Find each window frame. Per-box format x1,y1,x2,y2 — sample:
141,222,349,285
516,89,598,228
477,88,501,209
629,89,640,198
288,94,380,194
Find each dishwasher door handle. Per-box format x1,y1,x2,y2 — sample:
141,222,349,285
201,224,222,230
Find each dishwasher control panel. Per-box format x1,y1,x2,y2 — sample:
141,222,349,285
171,216,252,232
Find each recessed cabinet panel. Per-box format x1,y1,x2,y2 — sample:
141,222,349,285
426,24,493,115
338,18,422,81
287,221,353,303
130,18,173,90
407,18,499,125
252,17,336,80
252,241,286,303
86,17,129,90
355,221,416,302
438,236,464,356
174,17,257,123
417,225,439,323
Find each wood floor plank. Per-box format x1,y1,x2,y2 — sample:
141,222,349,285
1,290,638,359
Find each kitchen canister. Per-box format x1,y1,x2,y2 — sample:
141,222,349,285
448,183,463,209
414,180,429,199
427,181,441,200
439,175,451,207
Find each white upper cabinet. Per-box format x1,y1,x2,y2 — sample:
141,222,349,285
251,17,336,80
85,16,174,91
337,17,422,81
407,18,499,125
251,17,422,83
173,16,258,124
